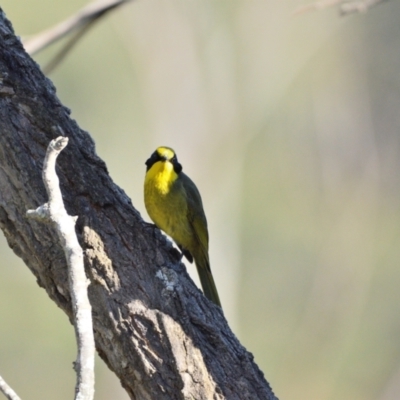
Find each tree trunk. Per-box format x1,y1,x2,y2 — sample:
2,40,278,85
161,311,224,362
0,9,278,400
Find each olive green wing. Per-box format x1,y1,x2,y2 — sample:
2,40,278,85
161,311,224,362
180,173,209,252
180,173,222,308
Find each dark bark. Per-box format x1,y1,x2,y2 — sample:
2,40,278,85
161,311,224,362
0,9,278,400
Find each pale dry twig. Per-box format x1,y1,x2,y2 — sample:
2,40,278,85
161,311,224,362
27,137,95,400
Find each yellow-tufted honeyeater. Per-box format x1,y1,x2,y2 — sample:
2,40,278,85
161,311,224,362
144,146,222,308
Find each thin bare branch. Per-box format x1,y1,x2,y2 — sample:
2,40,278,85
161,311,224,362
27,137,95,400
0,375,21,400
339,0,387,14
23,0,132,56
294,0,387,15
42,21,95,76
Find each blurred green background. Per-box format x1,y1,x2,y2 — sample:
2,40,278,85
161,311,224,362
1,0,400,399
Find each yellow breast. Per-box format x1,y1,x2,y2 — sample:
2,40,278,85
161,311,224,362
144,159,186,238
145,159,177,195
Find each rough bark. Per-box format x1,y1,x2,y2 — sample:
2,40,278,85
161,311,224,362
0,9,278,400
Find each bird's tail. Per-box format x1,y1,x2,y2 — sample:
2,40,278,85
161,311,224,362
194,251,222,308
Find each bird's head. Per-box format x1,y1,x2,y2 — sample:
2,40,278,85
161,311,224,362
145,146,183,174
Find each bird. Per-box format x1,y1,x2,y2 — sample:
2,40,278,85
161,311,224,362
144,146,222,308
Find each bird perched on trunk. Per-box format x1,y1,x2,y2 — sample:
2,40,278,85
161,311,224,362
144,146,222,308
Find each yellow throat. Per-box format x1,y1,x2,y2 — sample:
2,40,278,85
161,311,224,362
144,146,179,195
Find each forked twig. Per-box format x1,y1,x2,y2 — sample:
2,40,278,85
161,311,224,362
27,137,95,400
